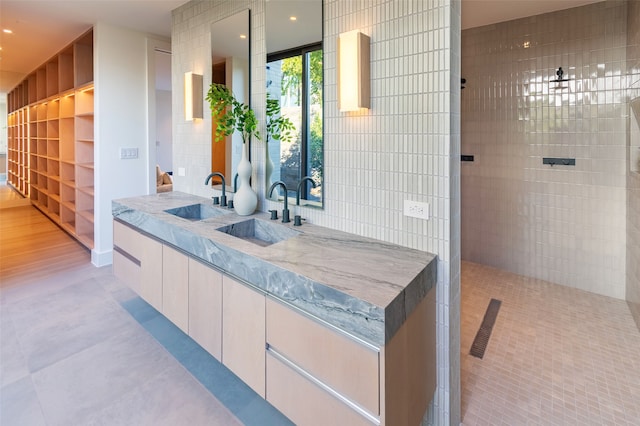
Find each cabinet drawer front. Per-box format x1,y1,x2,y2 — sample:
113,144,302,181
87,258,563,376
113,221,141,260
162,245,189,333
188,258,223,360
267,354,376,426
222,276,266,397
113,250,140,293
266,298,379,415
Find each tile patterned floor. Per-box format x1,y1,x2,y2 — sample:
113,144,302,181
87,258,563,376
461,261,640,426
0,262,291,426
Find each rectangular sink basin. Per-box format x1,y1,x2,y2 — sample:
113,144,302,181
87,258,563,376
164,203,230,221
216,218,300,247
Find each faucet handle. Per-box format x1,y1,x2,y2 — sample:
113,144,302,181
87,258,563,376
268,209,278,220
282,209,290,223
293,215,305,226
212,196,220,205
220,195,227,207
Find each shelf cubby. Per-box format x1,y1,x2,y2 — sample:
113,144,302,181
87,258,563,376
60,162,76,183
76,164,94,189
47,141,60,160
60,94,75,118
46,58,59,98
74,30,93,87
36,67,47,101
47,98,59,120
59,47,75,92
48,160,60,179
61,181,76,204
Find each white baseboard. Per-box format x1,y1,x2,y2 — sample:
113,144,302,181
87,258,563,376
92,248,113,267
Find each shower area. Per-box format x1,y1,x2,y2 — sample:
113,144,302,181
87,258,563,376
460,0,640,328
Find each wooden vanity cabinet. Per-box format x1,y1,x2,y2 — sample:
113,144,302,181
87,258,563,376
222,276,266,397
162,245,189,332
266,297,380,425
188,258,223,359
113,220,436,425
113,221,162,311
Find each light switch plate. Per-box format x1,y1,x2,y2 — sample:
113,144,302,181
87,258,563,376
119,147,139,159
404,200,430,220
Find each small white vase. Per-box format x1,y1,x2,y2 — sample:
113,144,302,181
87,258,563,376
233,142,258,216
265,148,274,191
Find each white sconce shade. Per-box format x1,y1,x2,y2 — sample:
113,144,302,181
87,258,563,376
337,30,370,112
184,72,203,121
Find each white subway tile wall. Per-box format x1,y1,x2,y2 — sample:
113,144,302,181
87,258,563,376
461,1,629,300
627,0,640,331
172,0,460,424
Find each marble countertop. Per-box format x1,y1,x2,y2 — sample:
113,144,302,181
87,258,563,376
112,191,436,346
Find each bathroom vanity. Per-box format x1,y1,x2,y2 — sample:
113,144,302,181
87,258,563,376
112,192,437,425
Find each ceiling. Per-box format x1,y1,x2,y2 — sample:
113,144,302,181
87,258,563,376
0,0,604,95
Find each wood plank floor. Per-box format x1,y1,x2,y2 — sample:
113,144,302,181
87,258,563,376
0,185,90,288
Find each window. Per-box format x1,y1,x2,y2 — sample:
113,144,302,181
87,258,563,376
267,44,323,205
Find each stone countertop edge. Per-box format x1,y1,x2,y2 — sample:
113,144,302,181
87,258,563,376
112,192,437,347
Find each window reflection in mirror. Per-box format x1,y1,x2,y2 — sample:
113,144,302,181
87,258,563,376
210,9,250,192
266,0,323,208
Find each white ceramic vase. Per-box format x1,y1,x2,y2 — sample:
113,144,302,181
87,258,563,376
233,142,258,216
265,148,274,191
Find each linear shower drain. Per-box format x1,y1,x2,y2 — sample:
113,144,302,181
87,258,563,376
469,298,502,359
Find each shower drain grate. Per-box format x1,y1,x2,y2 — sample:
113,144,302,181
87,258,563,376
469,298,502,359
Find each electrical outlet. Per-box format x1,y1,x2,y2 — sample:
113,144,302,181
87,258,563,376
404,200,430,220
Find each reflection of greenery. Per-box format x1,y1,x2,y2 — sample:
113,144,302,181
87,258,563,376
266,95,295,144
309,113,323,182
206,82,260,144
281,49,323,105
277,48,323,201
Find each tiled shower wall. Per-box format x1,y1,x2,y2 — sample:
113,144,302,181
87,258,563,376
172,0,460,424
461,1,628,299
627,0,640,330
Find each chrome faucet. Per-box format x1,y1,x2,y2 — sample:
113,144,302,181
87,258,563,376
205,172,227,206
296,176,317,206
268,181,290,223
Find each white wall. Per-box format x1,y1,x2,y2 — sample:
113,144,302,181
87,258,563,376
156,89,173,172
93,22,169,266
172,0,460,424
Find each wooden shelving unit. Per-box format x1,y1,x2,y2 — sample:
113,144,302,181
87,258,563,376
6,28,94,249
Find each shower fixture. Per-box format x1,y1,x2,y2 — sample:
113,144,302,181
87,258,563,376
550,67,570,82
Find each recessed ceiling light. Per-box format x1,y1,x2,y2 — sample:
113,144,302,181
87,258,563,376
240,34,246,39
289,16,297,21
3,29,13,34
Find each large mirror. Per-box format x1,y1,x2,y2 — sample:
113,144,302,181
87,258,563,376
266,0,323,208
209,9,250,191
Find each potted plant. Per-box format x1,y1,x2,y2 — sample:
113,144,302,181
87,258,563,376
206,82,259,215
265,94,295,188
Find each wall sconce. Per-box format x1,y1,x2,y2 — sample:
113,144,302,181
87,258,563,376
184,72,203,121
337,30,370,112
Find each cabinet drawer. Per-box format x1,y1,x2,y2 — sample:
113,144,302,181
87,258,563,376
188,258,223,360
266,354,375,426
113,249,140,293
222,276,265,397
266,298,379,416
162,245,189,333
113,220,141,260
